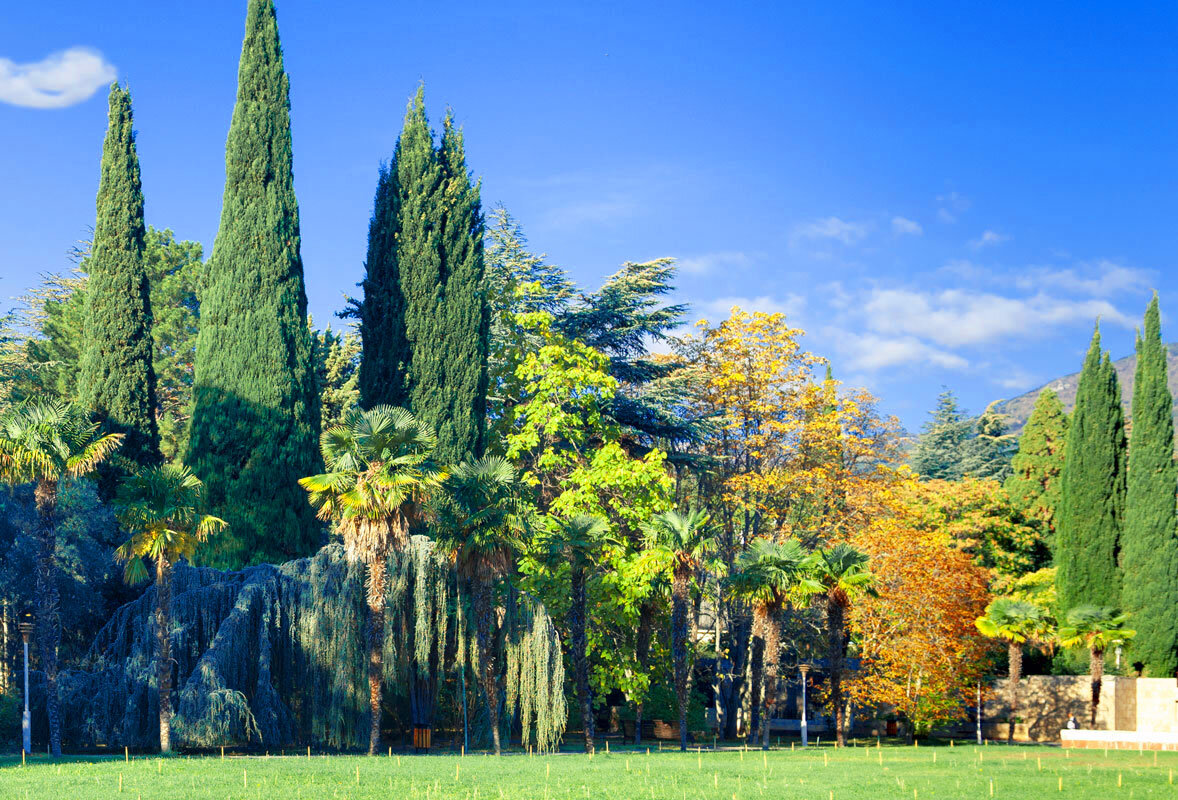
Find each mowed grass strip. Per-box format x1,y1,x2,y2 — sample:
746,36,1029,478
2,743,1175,799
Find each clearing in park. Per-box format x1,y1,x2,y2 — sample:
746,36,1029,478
2,742,1176,799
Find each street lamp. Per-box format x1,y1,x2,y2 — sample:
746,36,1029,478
798,664,811,748
18,616,33,756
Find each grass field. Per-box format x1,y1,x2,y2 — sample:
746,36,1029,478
2,741,1175,799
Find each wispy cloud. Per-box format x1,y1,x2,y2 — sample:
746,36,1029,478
791,216,871,246
969,229,1010,249
891,216,923,236
833,331,969,371
677,251,751,276
1014,260,1152,296
0,47,115,109
936,191,970,224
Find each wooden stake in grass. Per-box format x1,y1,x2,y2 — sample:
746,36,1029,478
989,778,994,796
221,746,225,760
1058,776,1063,792
125,746,129,762
243,769,248,789
118,774,123,793
1117,772,1122,787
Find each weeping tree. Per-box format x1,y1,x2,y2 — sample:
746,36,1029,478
975,597,1051,741
799,544,874,747
644,508,717,751
299,405,442,754
112,465,226,753
431,456,527,755
0,401,123,756
1058,606,1135,727
541,514,610,754
728,538,809,750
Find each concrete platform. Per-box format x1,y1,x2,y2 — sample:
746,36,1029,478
1061,729,1178,751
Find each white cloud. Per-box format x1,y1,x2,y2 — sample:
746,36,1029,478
861,287,1134,349
677,251,751,275
791,216,871,246
891,216,923,236
833,331,969,371
0,47,115,109
969,229,1010,249
1014,260,1152,296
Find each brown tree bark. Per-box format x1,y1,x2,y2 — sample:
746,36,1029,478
473,578,502,755
156,554,173,753
366,560,388,755
34,479,62,758
760,609,780,750
671,568,690,751
1007,641,1022,742
570,565,594,754
828,599,847,746
1089,647,1104,727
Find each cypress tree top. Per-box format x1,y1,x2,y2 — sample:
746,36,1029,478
188,0,321,566
1122,294,1178,676
1056,326,1127,613
80,82,160,469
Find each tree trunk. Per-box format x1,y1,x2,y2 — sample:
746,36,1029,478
1089,647,1104,728
474,578,502,755
156,555,173,753
1007,641,1022,742
634,599,655,746
672,568,690,751
34,479,62,757
722,614,750,740
760,609,780,750
828,599,847,747
366,560,388,755
570,565,594,754
748,621,763,741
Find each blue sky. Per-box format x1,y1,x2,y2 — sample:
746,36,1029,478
1,1,1175,431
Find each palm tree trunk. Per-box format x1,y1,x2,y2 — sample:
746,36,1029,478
33,479,62,758
570,565,594,754
828,599,847,747
672,568,690,751
633,600,655,746
748,615,764,741
1007,641,1022,742
473,578,501,755
722,613,749,740
366,561,388,755
156,555,173,753
760,609,780,751
1089,647,1104,728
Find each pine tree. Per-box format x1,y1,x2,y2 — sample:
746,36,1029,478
1004,389,1069,537
960,402,1017,481
1122,295,1178,676
79,83,159,469
187,0,321,567
358,90,489,464
910,389,971,480
1056,326,1127,612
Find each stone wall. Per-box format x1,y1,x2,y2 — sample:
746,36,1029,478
984,676,1178,741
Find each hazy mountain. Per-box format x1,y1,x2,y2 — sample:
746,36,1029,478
994,344,1178,435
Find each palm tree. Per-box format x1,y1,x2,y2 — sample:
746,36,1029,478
1058,606,1135,727
645,508,718,751
975,597,1051,740
728,538,809,750
541,513,610,754
113,465,226,753
299,406,442,755
800,544,874,747
0,400,123,757
432,456,526,755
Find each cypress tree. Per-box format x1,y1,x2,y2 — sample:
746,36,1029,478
1122,295,1178,676
359,89,489,464
79,83,159,469
1005,389,1069,537
188,0,321,567
1056,326,1127,612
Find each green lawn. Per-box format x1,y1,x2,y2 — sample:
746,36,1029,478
2,742,1174,799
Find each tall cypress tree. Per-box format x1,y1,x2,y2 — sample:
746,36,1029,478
1122,295,1178,676
80,83,159,469
188,0,321,567
359,89,488,464
1056,326,1127,612
1005,389,1069,537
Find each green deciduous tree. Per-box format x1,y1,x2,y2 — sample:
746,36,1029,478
1004,389,1069,539
113,465,226,752
0,400,122,756
1056,327,1127,612
1122,295,1178,677
188,0,322,566
79,83,159,471
299,405,442,755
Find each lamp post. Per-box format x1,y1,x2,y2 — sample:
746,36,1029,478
18,616,33,756
798,664,811,748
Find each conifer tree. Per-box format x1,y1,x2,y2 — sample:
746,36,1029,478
1056,327,1126,612
1005,389,1069,536
79,83,159,468
358,90,489,464
188,0,321,566
910,389,971,480
1122,295,1178,676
